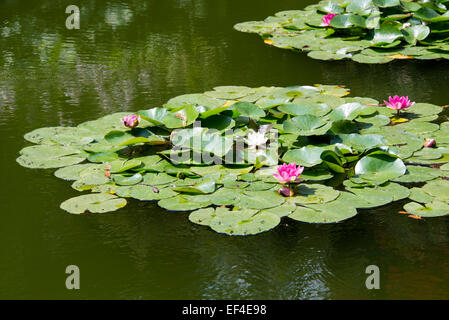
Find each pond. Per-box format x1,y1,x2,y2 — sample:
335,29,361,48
2,0,449,299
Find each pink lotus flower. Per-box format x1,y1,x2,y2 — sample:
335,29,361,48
322,13,337,26
424,138,436,148
121,115,140,129
384,96,414,111
273,163,304,184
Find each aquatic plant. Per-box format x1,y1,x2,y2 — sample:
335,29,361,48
273,163,305,184
234,0,449,63
385,95,414,116
121,115,141,129
17,85,449,235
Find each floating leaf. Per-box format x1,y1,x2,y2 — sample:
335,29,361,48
60,193,127,214
163,105,199,128
283,115,331,136
403,201,449,217
282,146,325,167
233,102,266,119
17,145,86,169
113,173,143,186
210,209,281,236
355,152,406,182
174,180,216,194
158,195,211,211
235,190,285,210
288,201,357,223
288,183,340,204
421,179,449,201
129,185,177,200
392,165,440,183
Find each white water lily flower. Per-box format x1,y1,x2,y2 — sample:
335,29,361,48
336,48,353,58
401,22,411,29
244,131,268,149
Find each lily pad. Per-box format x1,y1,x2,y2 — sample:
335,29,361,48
209,209,281,236
288,202,357,223
282,146,325,167
129,185,178,200
404,201,449,217
288,183,340,204
60,193,127,214
17,145,86,169
354,152,406,182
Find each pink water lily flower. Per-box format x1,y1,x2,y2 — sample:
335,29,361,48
121,114,141,129
322,13,337,26
273,163,304,184
384,96,414,111
424,138,436,148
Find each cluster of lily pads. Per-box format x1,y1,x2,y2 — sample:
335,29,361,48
234,0,449,63
17,84,449,235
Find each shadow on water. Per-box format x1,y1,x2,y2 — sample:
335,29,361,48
1,0,449,299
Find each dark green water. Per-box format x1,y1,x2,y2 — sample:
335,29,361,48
2,0,449,299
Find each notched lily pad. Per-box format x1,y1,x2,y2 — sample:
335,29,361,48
17,145,87,169
60,193,127,214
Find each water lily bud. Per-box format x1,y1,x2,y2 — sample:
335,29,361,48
278,186,294,197
424,138,436,148
121,115,140,129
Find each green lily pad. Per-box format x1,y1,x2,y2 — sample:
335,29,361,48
17,145,86,169
404,201,449,217
189,207,216,226
60,193,127,214
210,209,281,236
345,184,393,208
113,173,143,186
283,115,330,136
173,180,216,194
288,201,357,223
235,190,285,210
288,183,340,204
233,102,266,119
24,127,96,146
408,187,434,204
54,164,97,181
282,146,325,167
163,105,199,128
129,185,178,200
158,194,211,211
354,152,406,182
421,179,449,201
392,165,439,183
141,172,177,186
